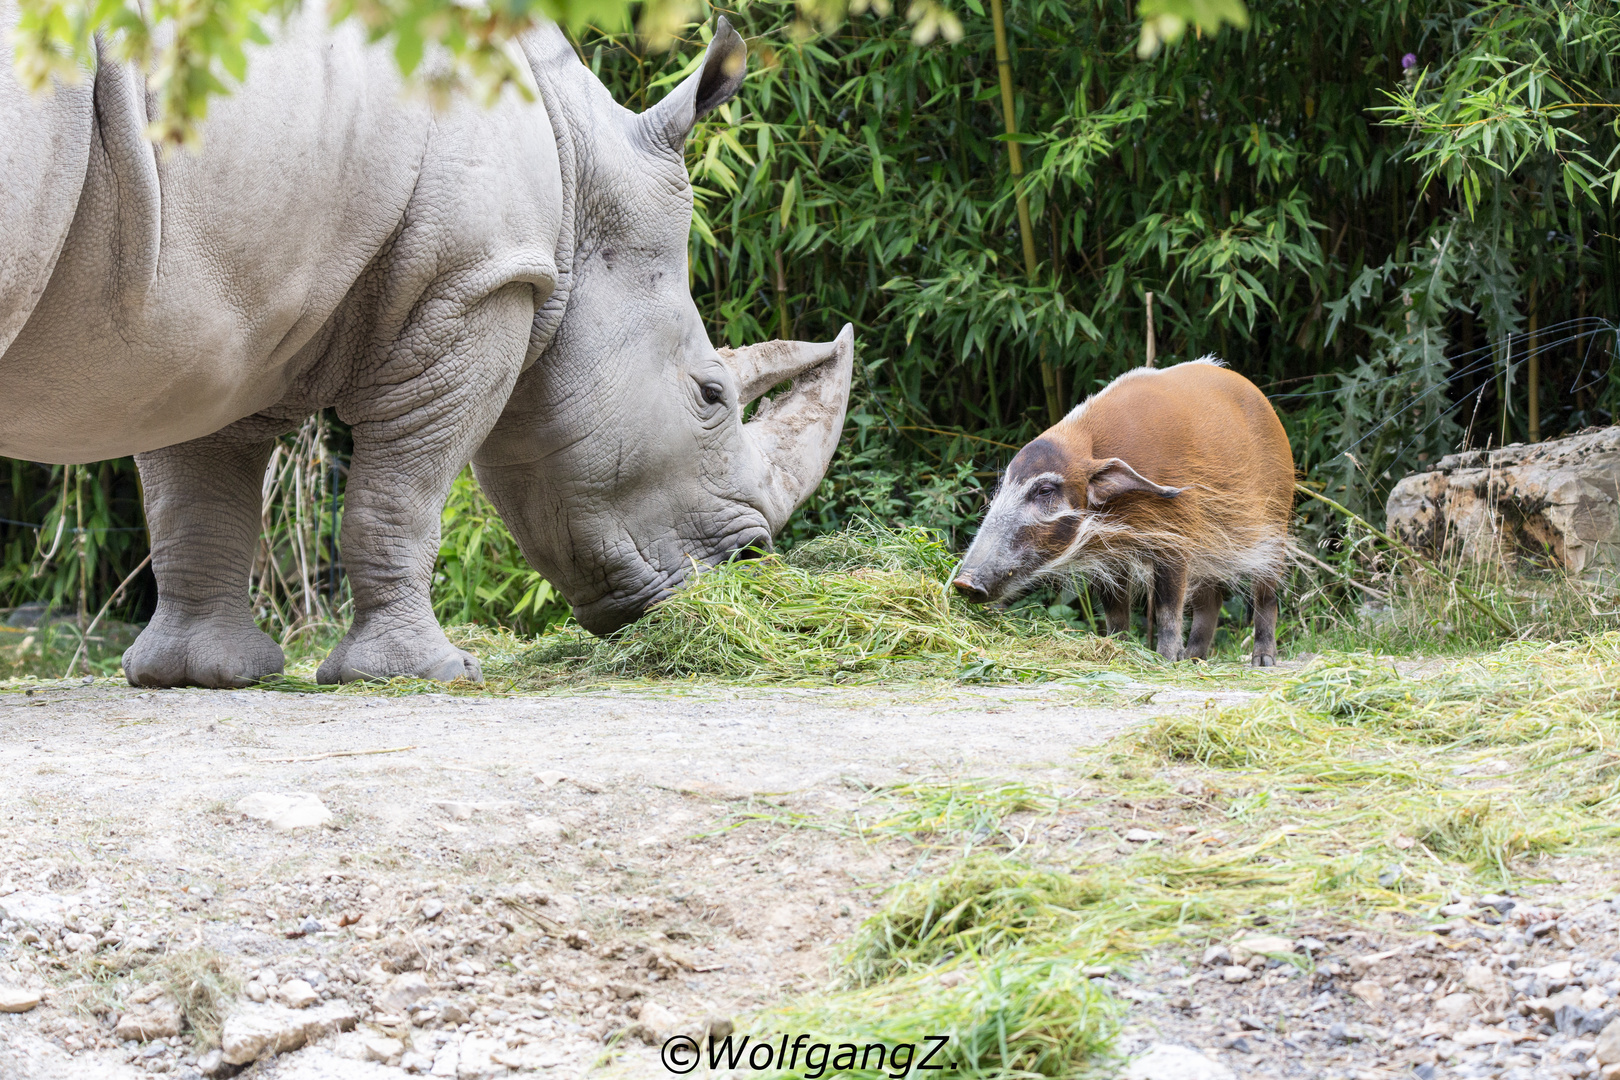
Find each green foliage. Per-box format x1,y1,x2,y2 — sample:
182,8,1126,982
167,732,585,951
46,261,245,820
433,469,568,635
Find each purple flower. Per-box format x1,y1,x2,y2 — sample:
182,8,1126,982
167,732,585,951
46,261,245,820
1402,53,1418,70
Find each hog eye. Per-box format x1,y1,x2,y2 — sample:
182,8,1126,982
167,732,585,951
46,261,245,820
700,382,726,406
1030,480,1060,500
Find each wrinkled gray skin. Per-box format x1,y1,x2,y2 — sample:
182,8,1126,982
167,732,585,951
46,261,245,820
0,4,854,686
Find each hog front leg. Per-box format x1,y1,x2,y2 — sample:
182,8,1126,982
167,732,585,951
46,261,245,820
316,283,532,685
123,433,285,688
1151,559,1188,661
1251,577,1280,667
1182,582,1225,660
1099,581,1132,637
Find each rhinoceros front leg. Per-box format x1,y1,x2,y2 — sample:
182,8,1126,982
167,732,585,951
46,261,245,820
123,435,285,688
316,284,532,685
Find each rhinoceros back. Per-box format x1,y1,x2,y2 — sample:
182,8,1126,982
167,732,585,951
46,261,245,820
0,0,93,364
0,7,563,465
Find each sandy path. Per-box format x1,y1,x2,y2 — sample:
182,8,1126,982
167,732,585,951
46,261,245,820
0,678,1246,1080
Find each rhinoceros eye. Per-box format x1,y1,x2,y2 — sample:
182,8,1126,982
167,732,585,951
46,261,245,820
700,382,726,406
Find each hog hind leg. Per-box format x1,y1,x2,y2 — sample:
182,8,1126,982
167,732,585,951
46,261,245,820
1251,577,1280,667
1150,559,1188,661
1182,581,1224,660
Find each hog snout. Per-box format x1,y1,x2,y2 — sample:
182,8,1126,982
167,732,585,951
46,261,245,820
951,572,992,604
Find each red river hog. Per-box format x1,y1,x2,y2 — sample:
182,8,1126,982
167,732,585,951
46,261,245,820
952,358,1294,665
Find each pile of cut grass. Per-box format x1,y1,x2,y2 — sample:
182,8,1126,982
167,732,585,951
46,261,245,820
488,525,1151,686
761,635,1620,1078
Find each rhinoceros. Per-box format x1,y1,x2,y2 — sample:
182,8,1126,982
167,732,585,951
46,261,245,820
0,4,853,686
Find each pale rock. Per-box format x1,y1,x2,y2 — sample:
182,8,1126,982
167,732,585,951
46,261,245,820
1596,1016,1620,1066
1123,829,1164,843
61,931,96,953
1229,935,1294,964
636,1000,680,1044
434,801,476,821
1435,993,1477,1021
379,972,432,1014
1123,1043,1236,1080
525,817,566,842
1541,961,1577,981
1350,980,1386,1006
1464,964,1502,994
1221,965,1252,984
220,1000,357,1065
235,792,334,831
197,1049,228,1078
245,981,268,1003
1202,945,1231,968
279,978,319,1009
534,770,567,787
431,1041,460,1077
1385,428,1620,578
1585,986,1614,1010
0,987,42,1013
0,891,70,930
114,997,182,1041
129,983,165,1005
401,1051,434,1074
1533,988,1588,1020
457,1034,507,1078
1440,901,1475,917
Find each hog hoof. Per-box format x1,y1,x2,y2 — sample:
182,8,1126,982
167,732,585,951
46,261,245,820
316,629,483,685
1252,653,1276,667
123,611,285,688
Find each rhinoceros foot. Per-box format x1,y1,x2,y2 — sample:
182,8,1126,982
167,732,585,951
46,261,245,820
123,609,285,689
315,620,482,685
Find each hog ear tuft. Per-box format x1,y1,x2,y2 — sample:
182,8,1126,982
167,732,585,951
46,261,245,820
1086,458,1181,508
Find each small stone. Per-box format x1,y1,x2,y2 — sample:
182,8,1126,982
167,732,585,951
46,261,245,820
1123,829,1164,843
1202,945,1232,968
1434,993,1477,1021
420,898,445,920
1440,901,1475,917
114,998,182,1041
245,981,267,1003
197,1049,229,1078
61,931,96,953
1596,1016,1620,1065
526,817,567,841
1350,980,1386,1006
635,1001,679,1045
434,801,475,821
1584,987,1612,1011
363,1036,405,1065
1230,935,1295,964
278,979,319,1009
1464,964,1502,994
535,770,567,787
1123,1043,1236,1080
430,1041,458,1077
379,972,431,1014
129,983,165,1006
401,1051,434,1074
297,915,322,935
0,988,42,1013
1222,965,1252,983
220,1001,358,1065
234,792,333,832
1534,988,1587,1020
1540,961,1576,981
704,1015,734,1042
438,1000,470,1025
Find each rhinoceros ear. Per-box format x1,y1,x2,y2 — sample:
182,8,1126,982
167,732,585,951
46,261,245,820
640,17,747,148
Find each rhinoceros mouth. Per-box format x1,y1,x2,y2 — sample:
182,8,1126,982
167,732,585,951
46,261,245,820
572,524,773,635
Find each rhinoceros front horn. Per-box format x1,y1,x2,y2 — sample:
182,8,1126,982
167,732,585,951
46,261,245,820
719,324,855,534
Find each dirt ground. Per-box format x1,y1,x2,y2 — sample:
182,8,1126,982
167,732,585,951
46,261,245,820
1,675,1616,1080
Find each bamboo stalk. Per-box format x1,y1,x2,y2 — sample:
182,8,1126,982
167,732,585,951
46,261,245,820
63,552,152,678
1527,281,1539,442
989,0,1062,426
1145,291,1157,367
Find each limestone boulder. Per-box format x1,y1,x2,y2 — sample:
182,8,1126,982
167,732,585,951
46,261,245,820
1386,426,1620,576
